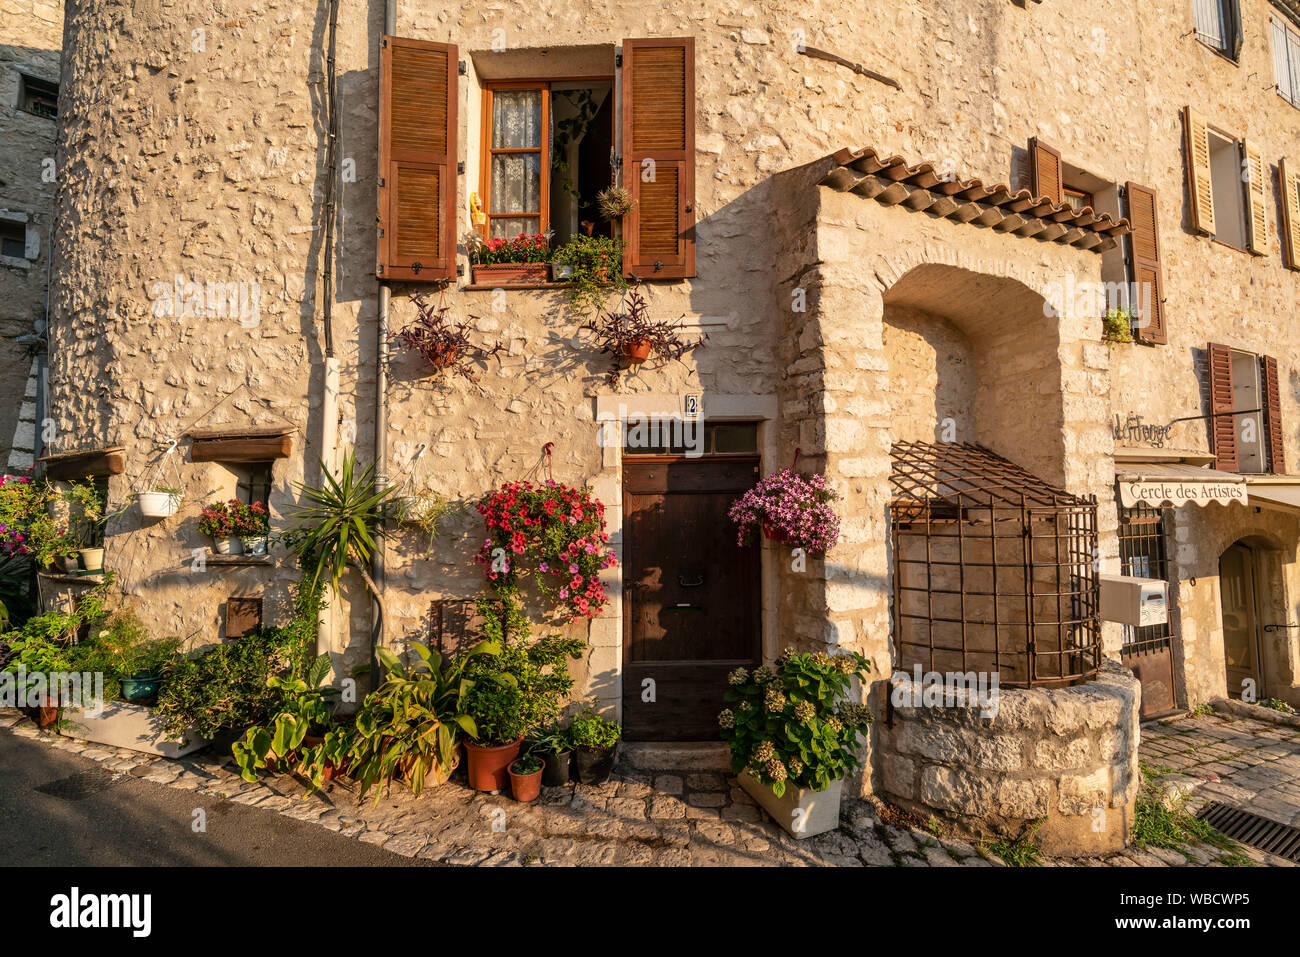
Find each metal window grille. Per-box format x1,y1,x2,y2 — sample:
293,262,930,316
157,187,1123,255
889,442,1101,688
1117,503,1176,656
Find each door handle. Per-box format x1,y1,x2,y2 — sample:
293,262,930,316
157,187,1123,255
678,573,704,587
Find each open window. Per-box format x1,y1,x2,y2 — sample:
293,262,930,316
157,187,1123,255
1208,343,1286,474
1183,107,1268,254
17,74,58,119
478,78,615,245
1194,0,1243,61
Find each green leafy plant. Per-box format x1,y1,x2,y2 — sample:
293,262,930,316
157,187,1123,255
580,283,705,384
1102,307,1134,344
281,451,395,626
461,593,586,745
569,706,620,750
984,820,1044,867
551,235,627,319
153,601,316,741
347,638,499,802
595,184,634,221
527,721,571,754
510,753,543,775
719,647,873,797
391,486,451,554
232,653,338,784
1259,697,1297,714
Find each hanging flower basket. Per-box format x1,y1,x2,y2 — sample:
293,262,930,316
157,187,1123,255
138,488,183,518
729,468,841,556
475,479,617,621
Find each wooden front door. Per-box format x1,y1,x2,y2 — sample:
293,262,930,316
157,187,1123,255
622,456,762,740
1220,543,1263,699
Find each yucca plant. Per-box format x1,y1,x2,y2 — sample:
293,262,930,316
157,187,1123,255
282,450,395,618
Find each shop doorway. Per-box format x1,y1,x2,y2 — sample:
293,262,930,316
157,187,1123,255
1219,542,1264,700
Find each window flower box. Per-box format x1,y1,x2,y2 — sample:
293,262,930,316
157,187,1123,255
471,262,549,285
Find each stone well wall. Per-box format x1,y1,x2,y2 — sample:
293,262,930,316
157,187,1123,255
876,659,1140,857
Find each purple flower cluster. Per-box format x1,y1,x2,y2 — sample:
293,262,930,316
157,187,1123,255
727,468,841,556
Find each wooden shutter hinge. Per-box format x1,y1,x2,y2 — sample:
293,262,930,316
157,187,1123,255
378,176,385,188
457,161,465,174
458,60,467,75
456,263,464,277
615,53,623,68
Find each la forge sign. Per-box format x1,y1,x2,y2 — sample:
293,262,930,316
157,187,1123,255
1119,478,1247,508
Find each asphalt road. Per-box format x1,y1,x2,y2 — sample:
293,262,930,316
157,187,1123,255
0,732,430,866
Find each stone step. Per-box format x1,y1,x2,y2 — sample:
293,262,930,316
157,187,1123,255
620,741,731,772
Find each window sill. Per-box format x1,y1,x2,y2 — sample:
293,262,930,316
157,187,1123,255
460,280,572,291
0,254,33,270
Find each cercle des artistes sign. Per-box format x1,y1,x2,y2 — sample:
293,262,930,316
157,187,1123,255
1119,478,1246,508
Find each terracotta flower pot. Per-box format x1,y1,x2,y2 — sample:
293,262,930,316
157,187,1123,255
23,700,60,730
464,736,523,792
621,339,652,364
473,263,548,285
508,758,544,803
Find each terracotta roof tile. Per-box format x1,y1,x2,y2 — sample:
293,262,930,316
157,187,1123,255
819,146,1130,253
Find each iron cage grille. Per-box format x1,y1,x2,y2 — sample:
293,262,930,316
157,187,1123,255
889,441,1102,688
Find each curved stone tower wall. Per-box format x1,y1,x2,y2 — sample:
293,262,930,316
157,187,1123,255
49,0,379,662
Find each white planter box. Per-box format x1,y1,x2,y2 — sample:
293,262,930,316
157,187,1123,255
738,769,843,839
61,701,209,758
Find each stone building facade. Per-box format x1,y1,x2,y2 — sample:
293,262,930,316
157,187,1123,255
0,0,62,471
38,0,1300,849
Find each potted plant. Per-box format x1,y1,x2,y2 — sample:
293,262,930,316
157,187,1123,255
508,750,545,802
551,235,627,318
345,638,497,802
475,481,617,622
100,617,182,703
138,485,184,519
391,486,450,555
596,184,635,222
469,232,551,285
0,475,80,572
728,468,841,556
569,706,620,785
528,722,573,786
390,293,504,383
1102,306,1134,344
461,594,585,791
581,284,705,385
233,653,340,783
237,501,270,555
199,500,240,554
64,480,109,572
719,648,874,839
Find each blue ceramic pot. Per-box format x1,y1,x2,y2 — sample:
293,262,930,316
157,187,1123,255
120,672,162,701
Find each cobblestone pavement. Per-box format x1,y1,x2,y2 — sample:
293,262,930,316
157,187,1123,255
2,707,1295,866
1141,709,1300,829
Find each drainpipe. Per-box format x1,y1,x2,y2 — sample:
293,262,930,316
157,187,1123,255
316,0,342,658
370,0,397,685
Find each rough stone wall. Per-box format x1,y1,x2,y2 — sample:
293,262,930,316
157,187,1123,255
49,0,381,663
0,0,62,470
44,0,1300,719
878,659,1141,857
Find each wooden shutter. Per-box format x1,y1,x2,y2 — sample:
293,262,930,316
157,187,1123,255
1183,106,1217,236
1125,182,1166,344
1029,137,1064,205
378,37,458,282
621,37,696,279
1208,342,1239,472
1261,355,1286,474
1281,158,1300,268
1243,140,1269,255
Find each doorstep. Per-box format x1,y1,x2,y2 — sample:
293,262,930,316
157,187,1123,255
620,741,731,772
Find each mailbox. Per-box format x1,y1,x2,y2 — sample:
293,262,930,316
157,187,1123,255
1099,574,1168,627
